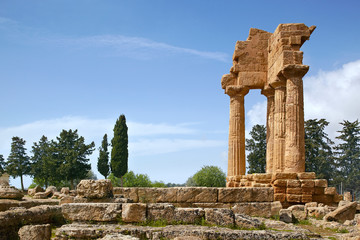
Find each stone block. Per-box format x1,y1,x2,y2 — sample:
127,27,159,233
324,187,337,195
273,179,287,187
62,203,122,222
307,206,330,219
302,187,314,195
272,172,298,180
344,192,352,201
76,179,113,199
218,188,251,203
59,196,74,205
122,203,146,223
174,208,205,224
312,194,334,203
324,202,357,223
287,180,301,188
232,202,272,218
60,187,70,195
147,203,175,222
252,173,272,180
279,209,294,223
137,188,177,203
114,188,138,202
300,180,315,188
286,188,302,195
192,203,231,209
28,186,44,196
0,185,24,200
274,187,286,194
205,208,234,226
251,187,274,202
271,201,283,216
287,194,302,203
314,179,328,188
301,194,313,203
297,172,316,179
314,187,324,195
305,202,318,208
334,194,343,203
18,224,51,240
177,187,217,203
274,193,286,202
235,214,261,229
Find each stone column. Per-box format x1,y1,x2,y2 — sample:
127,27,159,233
262,88,275,173
271,81,286,172
226,86,249,177
281,64,309,173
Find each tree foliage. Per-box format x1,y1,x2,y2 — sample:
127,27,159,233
246,124,266,174
54,129,95,189
334,120,360,196
186,166,226,187
31,136,60,188
97,134,110,179
109,171,152,187
6,137,31,190
305,119,335,182
0,154,5,175
111,114,128,182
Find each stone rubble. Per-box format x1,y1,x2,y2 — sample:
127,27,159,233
18,224,51,240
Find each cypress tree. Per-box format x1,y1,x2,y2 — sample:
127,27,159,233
246,124,266,173
0,154,5,175
304,119,335,182
97,134,110,179
6,137,31,190
111,114,128,186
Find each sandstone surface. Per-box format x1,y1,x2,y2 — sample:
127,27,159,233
76,179,113,199
18,224,51,240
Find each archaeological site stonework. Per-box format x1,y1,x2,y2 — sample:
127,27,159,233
221,24,341,206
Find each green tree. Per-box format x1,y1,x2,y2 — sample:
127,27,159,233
6,137,31,190
97,134,110,179
304,119,335,182
246,124,266,174
334,120,360,196
111,114,128,186
55,129,95,189
31,136,61,188
186,166,226,187
0,154,5,175
108,171,152,187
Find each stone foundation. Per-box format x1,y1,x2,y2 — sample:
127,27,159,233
226,172,342,207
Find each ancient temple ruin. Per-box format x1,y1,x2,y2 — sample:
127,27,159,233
222,23,316,179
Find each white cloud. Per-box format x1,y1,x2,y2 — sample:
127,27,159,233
55,34,228,61
304,59,360,139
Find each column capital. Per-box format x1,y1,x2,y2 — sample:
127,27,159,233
270,78,286,89
261,87,275,97
281,64,309,79
221,73,236,89
225,86,249,97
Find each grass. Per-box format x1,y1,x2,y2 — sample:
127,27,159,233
325,227,349,233
294,219,311,225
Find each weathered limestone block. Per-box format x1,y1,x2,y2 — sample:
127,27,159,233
34,191,52,199
177,187,217,203
271,201,283,216
28,185,44,196
204,208,234,226
0,185,24,200
302,187,314,195
301,194,313,203
138,188,177,203
344,192,352,201
324,187,337,195
61,187,70,195
286,188,302,195
62,203,121,222
286,194,302,203
300,180,315,188
113,188,138,202
288,205,306,220
307,206,331,219
234,214,261,229
314,179,328,188
287,179,301,188
122,203,146,223
274,193,286,202
324,202,357,223
279,209,294,223
77,179,113,199
60,196,74,205
218,187,273,202
18,224,51,240
192,203,231,209
272,173,298,180
272,179,287,187
232,202,273,218
297,172,316,179
274,186,286,194
174,208,205,224
147,203,175,222
100,234,140,240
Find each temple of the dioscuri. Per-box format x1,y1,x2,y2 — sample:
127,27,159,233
221,23,342,206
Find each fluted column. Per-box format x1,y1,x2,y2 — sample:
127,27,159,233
281,64,309,172
271,81,286,172
226,86,249,177
261,88,275,173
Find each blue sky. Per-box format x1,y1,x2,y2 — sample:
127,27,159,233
1,1,360,188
